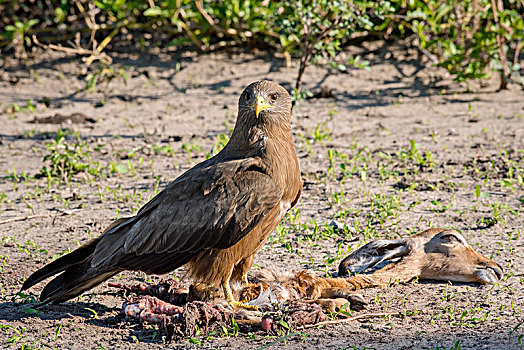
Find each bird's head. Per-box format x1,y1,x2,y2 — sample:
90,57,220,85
238,81,292,124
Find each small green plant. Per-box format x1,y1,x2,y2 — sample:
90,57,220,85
152,144,175,157
0,324,27,345
0,253,6,270
310,122,331,144
290,88,313,105
84,307,100,319
473,184,491,208
332,55,371,72
3,18,39,59
12,291,39,304
85,64,128,92
109,161,128,175
369,193,402,227
395,140,436,174
40,129,102,184
181,140,203,163
434,340,463,350
208,133,230,158
430,195,455,213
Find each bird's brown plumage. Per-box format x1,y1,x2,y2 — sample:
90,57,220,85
21,81,302,305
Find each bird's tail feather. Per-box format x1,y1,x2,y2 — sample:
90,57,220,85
38,268,118,306
21,239,99,292
21,217,132,305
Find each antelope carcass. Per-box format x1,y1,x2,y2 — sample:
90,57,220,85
212,228,502,311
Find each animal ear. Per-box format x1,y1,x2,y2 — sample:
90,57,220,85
338,239,410,276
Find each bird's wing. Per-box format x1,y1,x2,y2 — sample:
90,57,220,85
90,157,283,270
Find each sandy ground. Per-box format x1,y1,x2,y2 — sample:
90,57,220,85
1,41,523,349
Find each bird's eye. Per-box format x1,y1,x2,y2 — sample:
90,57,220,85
269,93,278,102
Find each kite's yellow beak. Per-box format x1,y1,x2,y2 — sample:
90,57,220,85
252,95,272,117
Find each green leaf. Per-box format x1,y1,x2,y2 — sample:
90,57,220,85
55,7,66,23
94,1,108,10
55,323,62,340
25,19,39,29
166,37,191,47
112,162,128,174
144,7,165,16
23,307,42,315
277,319,290,329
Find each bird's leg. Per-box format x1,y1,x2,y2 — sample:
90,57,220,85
242,274,250,287
231,255,254,288
223,281,258,310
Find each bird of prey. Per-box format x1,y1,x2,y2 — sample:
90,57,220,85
21,81,302,308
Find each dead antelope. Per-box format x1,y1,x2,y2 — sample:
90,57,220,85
189,228,502,312
338,228,503,287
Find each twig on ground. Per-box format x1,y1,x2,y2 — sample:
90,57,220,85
0,210,79,225
415,45,439,64
32,35,112,64
302,312,394,328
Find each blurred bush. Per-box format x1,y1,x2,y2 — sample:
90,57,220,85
0,0,522,89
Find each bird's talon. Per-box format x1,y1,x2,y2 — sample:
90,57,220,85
230,300,259,310
242,275,250,288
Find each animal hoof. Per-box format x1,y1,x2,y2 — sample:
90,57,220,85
347,294,367,311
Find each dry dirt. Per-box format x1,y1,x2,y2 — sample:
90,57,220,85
1,41,523,349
